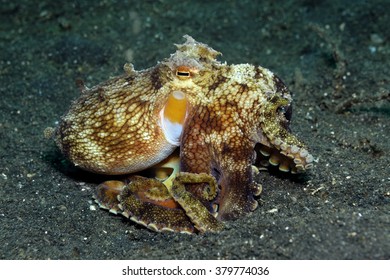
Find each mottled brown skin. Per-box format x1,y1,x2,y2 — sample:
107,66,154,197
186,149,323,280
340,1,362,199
55,65,175,174
177,64,308,220
49,35,314,233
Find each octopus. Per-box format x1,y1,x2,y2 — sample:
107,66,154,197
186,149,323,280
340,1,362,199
45,35,314,234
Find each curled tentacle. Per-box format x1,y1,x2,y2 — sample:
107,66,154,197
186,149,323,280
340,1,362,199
94,171,223,233
259,95,314,173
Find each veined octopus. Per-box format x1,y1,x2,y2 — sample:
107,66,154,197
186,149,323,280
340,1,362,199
46,35,314,234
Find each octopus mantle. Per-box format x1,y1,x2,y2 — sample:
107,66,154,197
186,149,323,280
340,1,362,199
47,35,314,233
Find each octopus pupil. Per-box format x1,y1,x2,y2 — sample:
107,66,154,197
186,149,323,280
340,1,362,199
284,105,292,122
277,105,292,122
277,106,285,115
177,71,190,77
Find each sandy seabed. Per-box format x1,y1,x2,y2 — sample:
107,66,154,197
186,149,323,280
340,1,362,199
0,0,388,259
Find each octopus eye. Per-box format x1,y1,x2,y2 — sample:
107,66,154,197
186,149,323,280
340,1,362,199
176,66,192,80
277,104,292,130
282,104,292,122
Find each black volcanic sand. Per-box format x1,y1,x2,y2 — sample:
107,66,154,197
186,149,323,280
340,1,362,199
0,0,389,259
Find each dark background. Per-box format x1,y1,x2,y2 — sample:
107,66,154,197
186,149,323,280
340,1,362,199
0,0,389,259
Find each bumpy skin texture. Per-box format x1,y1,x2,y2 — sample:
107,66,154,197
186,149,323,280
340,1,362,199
50,35,314,233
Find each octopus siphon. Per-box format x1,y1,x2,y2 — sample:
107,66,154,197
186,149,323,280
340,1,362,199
45,35,314,234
